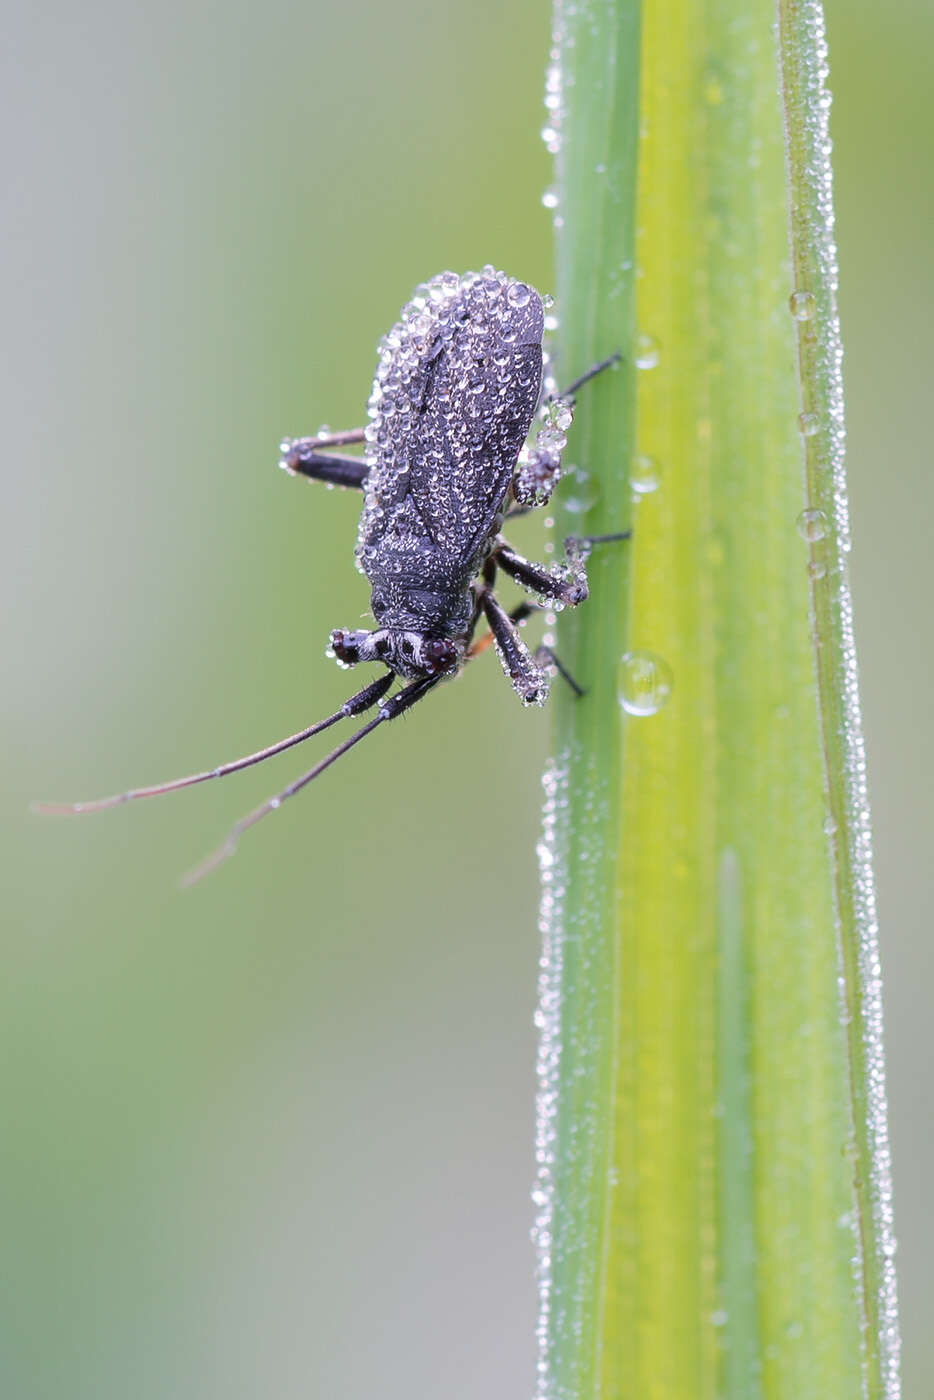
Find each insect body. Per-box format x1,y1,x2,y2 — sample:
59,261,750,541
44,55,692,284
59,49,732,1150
283,267,592,700
39,267,620,882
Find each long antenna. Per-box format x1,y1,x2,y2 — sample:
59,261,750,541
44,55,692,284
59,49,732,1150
181,673,440,887
33,672,394,815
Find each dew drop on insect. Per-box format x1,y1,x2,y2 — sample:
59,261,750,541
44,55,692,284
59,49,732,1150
798,411,820,437
508,282,532,308
541,186,560,210
541,293,555,310
634,334,660,369
797,508,828,542
618,651,673,716
789,289,816,321
630,453,660,494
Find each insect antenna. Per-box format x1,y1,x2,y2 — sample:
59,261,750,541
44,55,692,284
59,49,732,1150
33,672,395,816
181,673,440,887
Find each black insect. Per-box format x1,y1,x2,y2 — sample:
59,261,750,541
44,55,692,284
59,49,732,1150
38,267,622,882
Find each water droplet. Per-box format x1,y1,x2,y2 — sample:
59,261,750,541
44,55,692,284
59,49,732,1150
634,334,660,369
563,474,599,514
808,557,827,580
823,814,837,836
797,508,827,542
541,125,560,154
541,186,560,210
789,290,816,321
798,411,820,437
630,453,660,494
618,651,673,716
710,1309,728,1328
508,281,532,308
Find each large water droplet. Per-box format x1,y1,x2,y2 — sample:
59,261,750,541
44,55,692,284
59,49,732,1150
797,508,828,541
618,651,673,716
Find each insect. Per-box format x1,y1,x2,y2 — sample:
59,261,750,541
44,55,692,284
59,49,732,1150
37,267,623,883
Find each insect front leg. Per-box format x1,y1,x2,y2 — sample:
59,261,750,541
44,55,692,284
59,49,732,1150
279,428,368,489
477,589,549,706
467,597,587,697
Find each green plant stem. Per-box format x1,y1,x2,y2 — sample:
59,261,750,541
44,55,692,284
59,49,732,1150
776,3,900,1394
538,1,900,1397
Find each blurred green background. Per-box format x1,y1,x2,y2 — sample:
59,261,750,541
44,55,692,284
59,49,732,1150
2,2,930,1395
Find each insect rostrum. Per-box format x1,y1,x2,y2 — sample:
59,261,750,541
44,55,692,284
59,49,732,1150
38,267,619,882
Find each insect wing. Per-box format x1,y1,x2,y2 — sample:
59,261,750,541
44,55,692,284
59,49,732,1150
411,291,543,565
359,272,544,578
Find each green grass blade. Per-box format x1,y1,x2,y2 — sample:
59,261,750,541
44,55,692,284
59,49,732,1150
537,2,901,1397
776,4,901,1393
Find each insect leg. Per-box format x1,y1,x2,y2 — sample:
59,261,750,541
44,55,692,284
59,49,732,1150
533,644,586,698
279,432,368,489
516,353,621,508
491,538,589,608
468,597,586,696
467,599,537,660
556,351,621,402
478,589,549,706
33,671,395,816
566,531,632,548
281,428,366,452
181,674,441,886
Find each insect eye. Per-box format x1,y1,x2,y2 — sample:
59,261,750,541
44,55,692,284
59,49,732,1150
425,638,457,673
400,639,414,657
374,635,391,657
